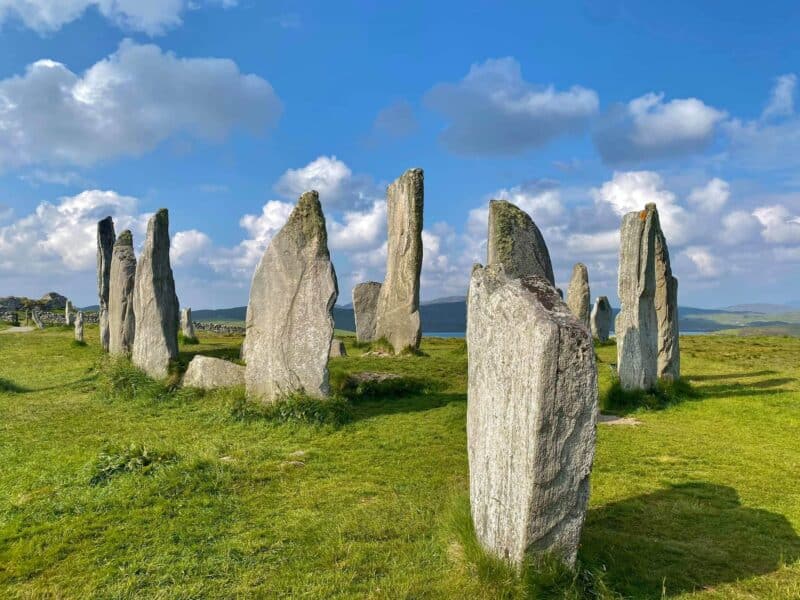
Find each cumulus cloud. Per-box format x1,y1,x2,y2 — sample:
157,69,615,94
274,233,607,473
171,229,212,266
0,0,237,35
594,92,726,164
752,205,800,244
0,40,281,171
329,201,386,251
762,74,796,120
425,57,598,155
721,210,760,245
682,246,722,278
274,156,380,209
687,177,730,213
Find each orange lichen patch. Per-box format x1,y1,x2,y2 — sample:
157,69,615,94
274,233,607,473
639,210,648,221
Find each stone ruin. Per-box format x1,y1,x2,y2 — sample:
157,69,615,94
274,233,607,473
590,296,612,342
74,312,84,343
374,168,424,353
181,307,196,341
566,263,591,329
353,281,381,343
109,230,137,356
97,216,116,352
132,209,179,379
244,191,338,402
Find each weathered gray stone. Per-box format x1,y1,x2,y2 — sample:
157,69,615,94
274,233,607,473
97,216,116,352
467,264,597,568
74,312,84,342
375,168,423,353
181,307,196,340
487,199,555,285
183,355,245,390
353,281,381,343
590,296,612,342
132,209,179,379
329,338,347,358
65,300,72,325
109,230,137,356
31,310,45,330
654,214,680,381
616,204,658,391
244,191,338,402
566,263,590,328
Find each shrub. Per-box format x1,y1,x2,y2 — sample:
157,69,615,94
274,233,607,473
89,443,178,486
229,389,352,426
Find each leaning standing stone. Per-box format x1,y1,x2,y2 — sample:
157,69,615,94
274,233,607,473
566,263,591,328
353,281,381,343
616,204,658,390
654,216,680,381
181,308,196,341
74,312,84,343
590,296,612,342
97,216,116,352
244,191,338,402
375,168,423,353
132,209,179,379
109,230,137,355
31,310,45,330
467,264,597,568
487,199,555,284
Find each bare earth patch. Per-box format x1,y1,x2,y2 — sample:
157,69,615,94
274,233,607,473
598,413,643,426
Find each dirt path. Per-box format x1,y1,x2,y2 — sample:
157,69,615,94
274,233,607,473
0,326,35,334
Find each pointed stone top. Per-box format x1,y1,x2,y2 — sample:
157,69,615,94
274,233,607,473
116,230,133,246
283,191,329,253
571,262,588,277
487,199,555,285
98,215,114,230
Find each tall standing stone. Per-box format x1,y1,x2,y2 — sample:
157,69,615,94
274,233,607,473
244,191,338,402
467,264,597,568
654,215,680,381
97,216,116,352
64,300,72,325
109,230,137,355
132,209,179,379
74,312,84,343
590,296,612,342
487,199,555,284
353,281,381,343
374,168,423,353
181,307,196,341
616,204,658,391
566,263,591,328
31,310,45,330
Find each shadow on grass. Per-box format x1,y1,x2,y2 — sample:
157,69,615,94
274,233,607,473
0,377,30,393
581,482,800,599
688,369,778,381
349,391,465,422
601,378,700,414
696,378,797,398
177,346,242,369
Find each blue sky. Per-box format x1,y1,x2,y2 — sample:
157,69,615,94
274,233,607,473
1,0,799,309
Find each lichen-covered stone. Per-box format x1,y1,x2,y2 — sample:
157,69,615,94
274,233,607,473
566,263,591,328
467,264,598,568
375,168,423,353
183,355,244,390
181,307,196,340
31,310,45,329
244,191,338,402
74,312,84,342
590,296,612,342
330,338,347,357
487,199,555,285
654,218,680,381
353,281,381,343
132,210,179,379
97,216,116,351
109,230,136,355
616,204,658,390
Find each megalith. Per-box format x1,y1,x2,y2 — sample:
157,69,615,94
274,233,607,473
353,281,381,343
32,310,45,329
65,300,72,325
97,216,116,352
566,263,591,328
108,230,137,356
244,191,338,402
329,338,347,358
74,312,84,343
132,209,179,379
654,217,680,381
183,356,245,390
590,296,612,342
616,204,658,390
467,264,597,568
181,307,196,341
487,199,555,284
374,168,423,353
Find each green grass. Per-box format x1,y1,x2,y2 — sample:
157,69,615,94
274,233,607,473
1,327,800,598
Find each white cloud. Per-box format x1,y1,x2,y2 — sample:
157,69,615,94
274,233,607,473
171,229,211,266
594,92,726,164
752,205,800,244
566,229,620,254
0,0,237,35
720,210,760,245
762,74,796,120
0,40,281,171
425,57,598,155
682,246,722,278
688,178,730,213
329,201,386,251
274,156,379,209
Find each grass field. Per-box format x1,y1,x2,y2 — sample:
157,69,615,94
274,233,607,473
1,326,799,598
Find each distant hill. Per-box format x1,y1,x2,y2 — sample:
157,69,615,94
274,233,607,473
720,303,795,315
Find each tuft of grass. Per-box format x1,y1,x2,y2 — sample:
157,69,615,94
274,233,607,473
94,357,202,404
88,443,178,486
71,339,87,348
332,372,434,401
229,389,353,426
603,376,698,412
179,333,200,345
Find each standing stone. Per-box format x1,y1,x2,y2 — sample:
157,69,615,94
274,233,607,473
353,282,381,343
329,338,347,358
467,264,597,568
31,310,45,329
566,263,591,328
183,356,245,390
74,312,84,343
244,191,338,402
616,204,658,391
654,215,680,381
181,307,196,341
487,199,555,285
25,309,31,326
590,296,612,342
109,230,137,355
64,300,72,325
374,168,423,353
97,216,116,352
132,209,179,379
